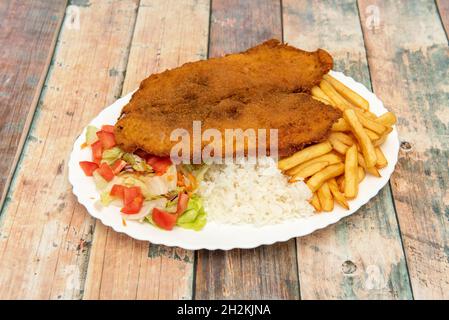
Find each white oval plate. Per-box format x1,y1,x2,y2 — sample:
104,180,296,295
68,71,399,250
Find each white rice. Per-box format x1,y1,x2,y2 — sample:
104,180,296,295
197,157,314,226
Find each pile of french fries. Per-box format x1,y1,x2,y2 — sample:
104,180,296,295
279,74,397,212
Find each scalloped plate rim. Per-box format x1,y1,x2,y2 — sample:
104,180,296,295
68,70,400,250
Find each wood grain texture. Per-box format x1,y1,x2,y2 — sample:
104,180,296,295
0,0,67,211
436,0,449,38
359,0,449,299
0,0,139,299
83,0,210,300
194,0,300,300
283,0,412,299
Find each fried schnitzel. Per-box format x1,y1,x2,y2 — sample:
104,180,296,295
116,92,341,158
115,39,338,159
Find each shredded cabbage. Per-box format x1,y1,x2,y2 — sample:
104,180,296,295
92,170,108,190
176,194,207,231
181,164,210,183
100,191,113,206
123,153,153,172
85,125,99,145
102,147,124,165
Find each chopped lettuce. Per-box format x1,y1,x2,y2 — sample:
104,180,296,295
100,191,113,206
144,215,165,230
181,163,210,183
120,175,151,198
122,153,136,165
85,125,99,145
166,198,177,209
101,147,124,165
177,207,206,231
92,170,108,190
123,153,153,172
176,194,207,231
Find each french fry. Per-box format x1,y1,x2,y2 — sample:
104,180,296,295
361,110,378,119
358,166,365,182
365,129,380,141
311,86,329,100
317,182,334,212
336,175,345,192
376,112,397,127
328,135,349,154
323,74,370,110
309,192,322,212
330,132,355,146
375,147,388,168
311,86,336,107
344,145,359,199
319,79,351,111
312,96,333,105
373,134,388,146
354,110,387,135
328,178,349,209
286,153,342,176
331,118,350,132
357,152,381,177
278,141,333,171
306,163,345,192
343,109,377,168
290,161,330,181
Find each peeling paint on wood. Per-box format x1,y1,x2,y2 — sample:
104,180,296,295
283,0,412,299
358,0,449,299
83,0,209,300
436,0,449,39
0,0,139,299
0,0,67,211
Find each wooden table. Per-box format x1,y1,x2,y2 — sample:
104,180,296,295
0,0,447,300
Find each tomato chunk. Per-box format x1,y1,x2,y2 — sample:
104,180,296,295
111,159,127,174
101,125,115,133
79,161,98,176
123,186,142,205
147,156,172,175
96,130,116,150
176,192,189,215
97,162,114,182
152,208,177,230
121,195,143,214
91,140,103,164
110,184,126,199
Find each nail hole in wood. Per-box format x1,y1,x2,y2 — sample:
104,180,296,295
342,260,357,274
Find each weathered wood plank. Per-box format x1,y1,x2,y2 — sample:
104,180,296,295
194,0,300,300
436,0,449,38
0,0,139,299
358,0,449,299
0,0,67,211
83,0,210,300
283,0,412,299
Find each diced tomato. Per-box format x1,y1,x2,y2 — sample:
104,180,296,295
91,140,103,164
101,125,115,133
96,130,116,150
79,161,98,176
111,159,127,174
147,156,172,175
152,208,177,230
121,195,143,214
97,162,114,182
123,186,142,205
176,192,189,215
110,184,126,199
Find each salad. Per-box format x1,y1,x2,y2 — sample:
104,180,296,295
78,124,208,231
